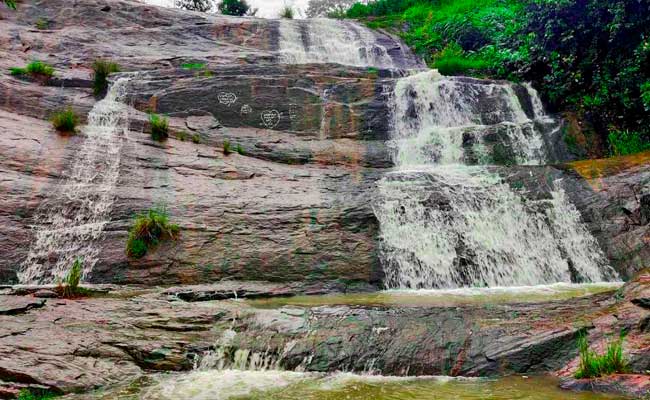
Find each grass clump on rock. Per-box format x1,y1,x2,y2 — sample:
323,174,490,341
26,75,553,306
574,331,629,379
17,389,56,400
57,258,88,299
50,107,79,134
126,208,180,259
92,59,120,96
279,5,295,19
223,139,232,155
10,61,55,80
149,113,169,141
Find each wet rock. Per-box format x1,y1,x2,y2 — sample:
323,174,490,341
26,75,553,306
631,298,650,310
0,296,45,315
560,375,650,399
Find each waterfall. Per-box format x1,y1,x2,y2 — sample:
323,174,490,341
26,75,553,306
278,18,398,68
375,70,615,289
18,78,131,284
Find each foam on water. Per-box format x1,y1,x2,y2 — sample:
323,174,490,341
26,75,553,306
375,70,617,289
18,78,131,284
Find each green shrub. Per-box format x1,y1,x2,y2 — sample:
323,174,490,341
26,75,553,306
191,133,201,144
126,208,180,259
149,113,169,142
235,144,244,155
279,5,295,18
608,130,650,157
433,44,490,76
50,107,79,133
641,81,650,112
575,332,629,379
92,59,120,96
223,139,232,155
17,389,56,400
10,61,55,79
218,0,250,16
3,0,16,10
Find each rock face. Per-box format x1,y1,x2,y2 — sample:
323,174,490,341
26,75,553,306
0,272,648,397
0,0,648,288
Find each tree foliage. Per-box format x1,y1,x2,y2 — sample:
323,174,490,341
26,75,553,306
176,0,213,12
343,0,650,155
218,0,250,16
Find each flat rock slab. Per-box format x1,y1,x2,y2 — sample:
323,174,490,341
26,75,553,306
561,374,650,398
0,296,45,315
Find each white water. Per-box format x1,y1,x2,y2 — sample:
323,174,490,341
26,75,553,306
278,18,397,68
376,70,616,289
18,79,131,284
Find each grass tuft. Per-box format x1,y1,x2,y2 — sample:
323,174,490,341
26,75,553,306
57,258,87,299
126,208,180,259
17,389,56,400
9,61,55,80
92,59,120,96
279,5,295,18
223,139,232,155
574,331,629,379
149,113,169,142
51,107,79,134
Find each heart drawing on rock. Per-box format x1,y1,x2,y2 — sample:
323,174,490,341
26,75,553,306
261,110,281,129
218,92,237,107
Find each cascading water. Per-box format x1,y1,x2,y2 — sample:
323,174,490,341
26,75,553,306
375,70,616,289
278,18,403,69
18,78,131,284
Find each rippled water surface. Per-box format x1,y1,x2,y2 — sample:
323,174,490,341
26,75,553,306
78,371,627,400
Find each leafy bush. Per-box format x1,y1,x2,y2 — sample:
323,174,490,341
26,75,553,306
10,61,55,78
126,208,180,259
17,389,56,400
218,0,250,16
575,332,629,379
51,107,79,133
642,81,650,112
279,5,295,18
608,130,650,157
223,139,232,155
343,0,650,152
92,59,120,96
149,113,169,142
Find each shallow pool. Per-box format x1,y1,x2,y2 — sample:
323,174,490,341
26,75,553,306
78,370,627,400
246,283,621,309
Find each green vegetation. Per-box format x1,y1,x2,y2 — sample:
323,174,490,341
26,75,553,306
235,143,245,155
92,59,120,96
223,139,232,155
608,130,650,157
192,133,201,144
218,0,251,16
35,18,49,29
17,389,56,400
149,113,169,141
10,61,55,79
58,258,87,298
3,0,16,10
181,62,207,70
574,331,629,379
279,5,295,18
50,107,79,134
126,208,180,259
343,0,650,157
